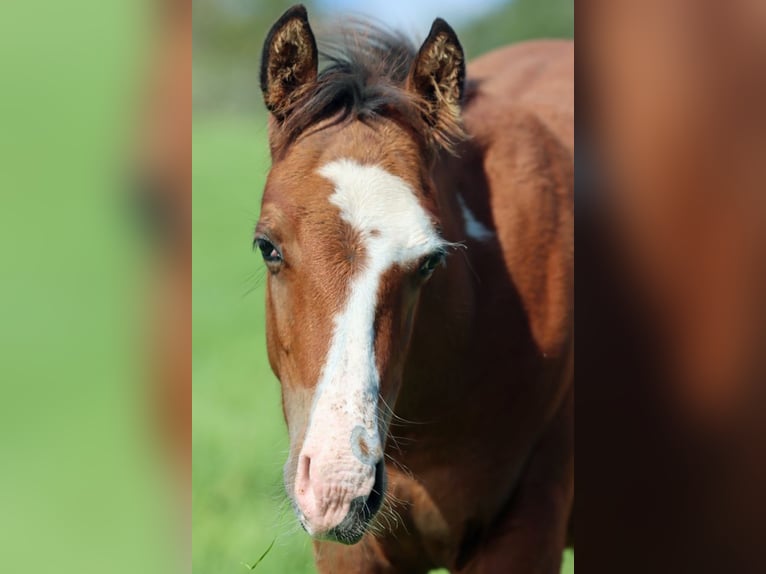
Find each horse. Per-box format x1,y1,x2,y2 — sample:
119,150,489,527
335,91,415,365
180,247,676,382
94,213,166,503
254,5,573,572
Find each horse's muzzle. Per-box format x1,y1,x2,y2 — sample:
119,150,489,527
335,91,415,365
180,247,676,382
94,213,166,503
295,458,386,544
325,460,386,544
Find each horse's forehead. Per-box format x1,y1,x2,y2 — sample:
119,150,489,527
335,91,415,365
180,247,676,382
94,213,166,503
317,159,442,260
262,123,439,269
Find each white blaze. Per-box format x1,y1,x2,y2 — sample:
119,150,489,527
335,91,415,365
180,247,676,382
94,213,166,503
294,159,447,533
457,193,494,241
311,159,444,430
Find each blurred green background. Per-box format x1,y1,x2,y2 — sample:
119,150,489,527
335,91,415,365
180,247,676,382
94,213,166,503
0,1,176,573
192,1,573,572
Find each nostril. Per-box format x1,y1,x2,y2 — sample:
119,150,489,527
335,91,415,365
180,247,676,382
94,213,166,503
296,454,312,497
351,425,380,466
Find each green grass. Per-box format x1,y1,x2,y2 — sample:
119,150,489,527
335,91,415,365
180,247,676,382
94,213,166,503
191,113,573,573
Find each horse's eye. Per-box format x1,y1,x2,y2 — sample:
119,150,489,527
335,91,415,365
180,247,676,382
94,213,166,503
419,251,445,277
254,236,283,265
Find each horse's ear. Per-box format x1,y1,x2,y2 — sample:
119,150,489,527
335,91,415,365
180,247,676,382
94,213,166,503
407,18,466,140
260,4,318,119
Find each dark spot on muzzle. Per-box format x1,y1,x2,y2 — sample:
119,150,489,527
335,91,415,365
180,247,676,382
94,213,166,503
325,459,386,545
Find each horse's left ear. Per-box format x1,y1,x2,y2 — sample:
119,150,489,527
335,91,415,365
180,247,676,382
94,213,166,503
407,18,466,137
259,4,318,119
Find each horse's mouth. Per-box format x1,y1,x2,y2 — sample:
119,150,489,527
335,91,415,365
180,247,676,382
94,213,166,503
301,460,387,545
366,459,386,516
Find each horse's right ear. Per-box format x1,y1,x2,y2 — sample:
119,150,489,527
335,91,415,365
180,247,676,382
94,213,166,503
259,5,318,120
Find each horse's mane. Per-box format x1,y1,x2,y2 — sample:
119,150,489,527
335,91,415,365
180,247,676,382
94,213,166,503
277,18,466,152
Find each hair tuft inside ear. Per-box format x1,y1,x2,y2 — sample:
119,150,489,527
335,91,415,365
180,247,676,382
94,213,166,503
407,17,466,151
260,4,318,119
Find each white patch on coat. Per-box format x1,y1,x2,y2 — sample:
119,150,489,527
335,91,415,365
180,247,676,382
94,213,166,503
457,193,494,241
293,159,445,533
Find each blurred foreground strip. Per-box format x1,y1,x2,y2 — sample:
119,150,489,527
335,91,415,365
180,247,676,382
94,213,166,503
0,1,189,573
579,0,766,572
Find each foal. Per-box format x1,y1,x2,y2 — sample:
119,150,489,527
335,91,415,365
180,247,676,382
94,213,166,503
255,5,573,572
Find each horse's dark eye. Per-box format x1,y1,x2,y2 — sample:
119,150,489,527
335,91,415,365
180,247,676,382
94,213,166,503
419,251,445,277
254,236,282,265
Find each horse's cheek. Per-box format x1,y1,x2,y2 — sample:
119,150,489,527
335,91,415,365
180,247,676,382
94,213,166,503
264,279,288,379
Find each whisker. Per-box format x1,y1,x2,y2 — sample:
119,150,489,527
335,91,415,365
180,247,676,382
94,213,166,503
444,239,468,253
385,434,404,457
383,453,414,479
458,245,482,284
242,267,268,298
378,395,431,426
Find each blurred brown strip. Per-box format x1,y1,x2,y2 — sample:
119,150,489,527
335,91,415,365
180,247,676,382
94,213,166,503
135,0,191,482
578,0,766,571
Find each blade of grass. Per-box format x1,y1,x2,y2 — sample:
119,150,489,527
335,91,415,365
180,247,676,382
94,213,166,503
242,537,277,570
